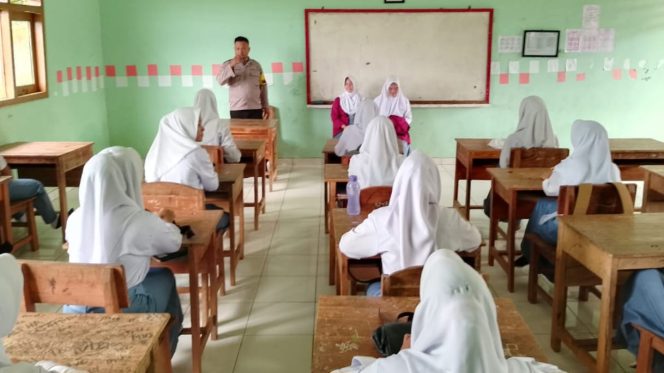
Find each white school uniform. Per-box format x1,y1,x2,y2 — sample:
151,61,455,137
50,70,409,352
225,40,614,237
339,150,440,275
144,107,219,191
499,96,559,168
347,116,402,188
67,149,181,289
542,120,620,197
334,250,564,373
194,89,241,163
334,99,379,157
373,77,412,124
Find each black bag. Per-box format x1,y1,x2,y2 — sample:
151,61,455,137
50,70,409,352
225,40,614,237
371,312,414,357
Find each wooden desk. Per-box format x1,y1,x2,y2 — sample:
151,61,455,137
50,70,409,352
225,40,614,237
236,139,266,230
323,139,342,164
5,312,171,373
553,213,664,372
330,208,373,294
453,139,500,220
0,141,94,240
207,163,246,286
152,210,220,373
488,168,549,292
313,296,548,373
609,138,664,180
641,165,664,212
226,119,278,191
0,175,12,246
324,163,349,235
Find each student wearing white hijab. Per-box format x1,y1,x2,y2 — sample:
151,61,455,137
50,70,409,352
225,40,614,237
333,249,563,373
436,206,483,253
331,76,362,138
64,149,183,355
193,89,241,163
145,107,229,231
499,96,559,169
0,254,88,373
334,99,379,157
347,116,402,188
340,150,440,296
373,78,413,155
484,96,559,217
517,120,621,266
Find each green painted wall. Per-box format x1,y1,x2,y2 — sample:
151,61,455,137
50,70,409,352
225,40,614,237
94,0,664,157
0,0,109,150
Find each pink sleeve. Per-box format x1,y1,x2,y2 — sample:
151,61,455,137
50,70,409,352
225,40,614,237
331,97,349,137
388,115,412,145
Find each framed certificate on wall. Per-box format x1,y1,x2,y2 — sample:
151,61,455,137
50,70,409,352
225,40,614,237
522,30,560,57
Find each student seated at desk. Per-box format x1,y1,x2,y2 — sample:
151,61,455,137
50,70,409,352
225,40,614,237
340,151,439,296
331,76,361,138
62,148,183,356
334,99,379,157
436,206,482,253
0,155,61,230
193,88,241,163
374,77,412,156
332,249,563,373
1,254,86,373
144,107,229,231
484,95,558,217
516,120,620,267
618,269,664,372
347,116,402,188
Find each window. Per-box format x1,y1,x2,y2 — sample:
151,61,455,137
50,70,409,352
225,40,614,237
0,0,46,107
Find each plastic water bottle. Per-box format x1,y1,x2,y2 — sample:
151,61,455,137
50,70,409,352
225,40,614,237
346,175,361,216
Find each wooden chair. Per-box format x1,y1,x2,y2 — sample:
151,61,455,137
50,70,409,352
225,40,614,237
458,244,483,271
633,324,664,373
509,147,569,168
525,182,636,304
380,266,423,297
202,145,224,173
142,182,226,296
4,197,40,253
359,186,392,215
19,260,129,313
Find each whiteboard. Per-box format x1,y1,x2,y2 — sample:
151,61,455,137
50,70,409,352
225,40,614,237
305,9,493,105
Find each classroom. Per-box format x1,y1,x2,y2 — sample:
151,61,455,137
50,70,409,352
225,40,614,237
1,0,664,372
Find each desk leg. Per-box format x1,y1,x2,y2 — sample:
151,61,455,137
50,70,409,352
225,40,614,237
261,158,266,214
55,162,68,242
596,265,619,373
208,241,219,341
0,183,12,245
324,181,329,233
151,328,174,373
239,188,245,260
488,180,498,267
229,190,237,286
506,191,517,293
189,253,202,373
551,232,569,352
253,162,259,231
463,160,473,220
328,208,336,286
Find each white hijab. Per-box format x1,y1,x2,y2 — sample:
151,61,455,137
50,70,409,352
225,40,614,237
383,150,440,269
549,120,620,186
144,107,201,182
66,152,148,266
339,76,361,115
347,116,402,188
356,249,563,373
500,96,559,168
98,147,144,208
334,99,379,156
373,78,412,123
193,89,222,146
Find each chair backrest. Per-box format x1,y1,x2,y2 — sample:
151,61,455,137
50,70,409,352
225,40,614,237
380,266,423,297
19,260,129,313
360,186,392,214
557,182,636,215
509,147,569,168
202,145,224,173
142,182,205,214
633,324,664,373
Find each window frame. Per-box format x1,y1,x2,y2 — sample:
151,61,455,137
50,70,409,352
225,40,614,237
0,1,47,108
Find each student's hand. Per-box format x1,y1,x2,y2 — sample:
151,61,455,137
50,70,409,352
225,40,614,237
400,333,411,350
262,107,271,119
158,208,175,223
229,55,243,68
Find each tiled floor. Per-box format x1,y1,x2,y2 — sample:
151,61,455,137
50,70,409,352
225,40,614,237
12,158,641,373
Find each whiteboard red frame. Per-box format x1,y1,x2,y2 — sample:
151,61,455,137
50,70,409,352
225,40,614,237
304,8,494,105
